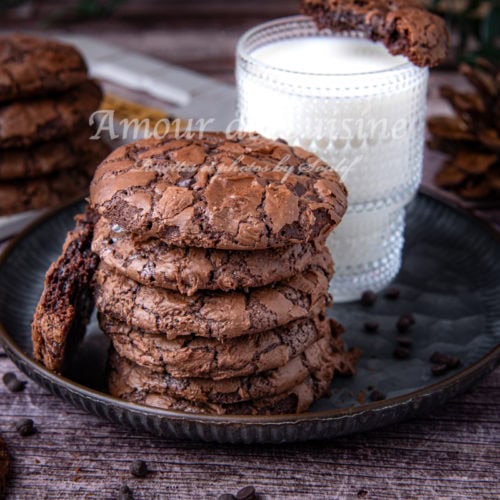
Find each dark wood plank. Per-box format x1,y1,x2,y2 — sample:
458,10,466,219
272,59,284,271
0,351,498,498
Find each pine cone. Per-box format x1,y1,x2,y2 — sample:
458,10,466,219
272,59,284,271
428,58,499,200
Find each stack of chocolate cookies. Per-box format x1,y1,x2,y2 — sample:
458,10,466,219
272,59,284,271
85,132,358,415
0,34,109,216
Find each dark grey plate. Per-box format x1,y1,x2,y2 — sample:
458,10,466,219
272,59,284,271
0,194,499,444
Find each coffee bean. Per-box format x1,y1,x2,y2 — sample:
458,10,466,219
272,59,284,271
402,313,416,325
385,287,400,300
363,321,379,333
129,460,148,478
396,336,413,348
15,418,35,437
396,316,411,333
369,390,386,401
393,346,411,359
361,290,377,307
0,351,7,358
431,363,449,376
118,484,134,500
446,356,461,369
218,495,236,500
357,489,368,497
3,372,26,392
236,486,256,500
430,352,460,369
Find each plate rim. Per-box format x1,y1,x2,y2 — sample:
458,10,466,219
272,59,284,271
0,193,499,428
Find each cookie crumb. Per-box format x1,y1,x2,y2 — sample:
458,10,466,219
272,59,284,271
236,486,256,500
129,459,148,478
361,290,377,307
3,372,26,392
369,390,386,402
385,287,400,300
393,346,411,360
15,418,36,437
118,484,134,500
363,321,379,333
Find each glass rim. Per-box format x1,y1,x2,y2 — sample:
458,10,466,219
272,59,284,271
236,15,417,78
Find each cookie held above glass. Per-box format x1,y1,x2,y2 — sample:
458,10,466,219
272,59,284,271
32,132,360,415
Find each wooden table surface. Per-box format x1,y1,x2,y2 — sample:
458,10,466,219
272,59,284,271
0,2,499,498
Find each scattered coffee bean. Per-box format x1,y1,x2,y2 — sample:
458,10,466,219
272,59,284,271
218,495,236,500
430,352,448,364
430,352,461,369
236,486,256,500
118,484,134,500
431,363,449,376
369,390,386,402
361,290,377,307
446,356,461,369
129,459,148,478
396,316,412,333
357,489,368,497
396,336,413,348
393,346,411,359
363,321,379,333
2,372,26,392
401,313,416,325
384,287,400,300
15,418,35,437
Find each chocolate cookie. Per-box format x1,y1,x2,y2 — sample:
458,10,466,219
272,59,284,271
0,154,101,216
95,252,333,341
89,132,348,250
0,80,102,148
32,208,99,373
301,0,449,67
108,327,359,415
92,216,329,295
0,128,110,181
0,34,88,103
108,334,335,404
101,314,331,380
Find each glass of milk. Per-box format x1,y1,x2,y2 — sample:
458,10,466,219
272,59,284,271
236,16,428,302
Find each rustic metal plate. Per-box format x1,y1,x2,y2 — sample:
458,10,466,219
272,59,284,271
0,194,498,444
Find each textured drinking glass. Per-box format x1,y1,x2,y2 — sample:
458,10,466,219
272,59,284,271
236,16,429,302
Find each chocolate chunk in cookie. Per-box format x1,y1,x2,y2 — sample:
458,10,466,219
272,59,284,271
0,80,102,148
32,208,99,373
0,34,88,103
90,132,348,250
301,0,449,67
95,251,333,341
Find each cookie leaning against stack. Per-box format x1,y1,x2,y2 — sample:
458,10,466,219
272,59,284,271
0,34,109,216
88,132,358,415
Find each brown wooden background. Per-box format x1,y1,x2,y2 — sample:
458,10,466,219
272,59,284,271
0,1,499,498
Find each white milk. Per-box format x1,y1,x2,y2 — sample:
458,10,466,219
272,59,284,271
237,18,428,301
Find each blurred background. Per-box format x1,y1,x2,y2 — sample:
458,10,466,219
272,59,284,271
0,0,498,83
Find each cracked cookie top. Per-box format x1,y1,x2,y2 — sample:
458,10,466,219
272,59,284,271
89,132,348,250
